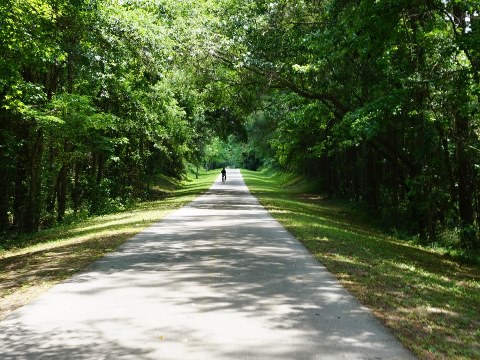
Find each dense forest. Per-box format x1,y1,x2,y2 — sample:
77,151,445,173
0,0,229,231
1,0,479,256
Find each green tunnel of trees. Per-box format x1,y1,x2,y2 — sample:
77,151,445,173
1,0,479,255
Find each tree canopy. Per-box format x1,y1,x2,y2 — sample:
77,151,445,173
209,0,480,254
1,0,479,255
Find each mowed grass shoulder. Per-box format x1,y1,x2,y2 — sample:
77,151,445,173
242,169,480,360
0,170,219,320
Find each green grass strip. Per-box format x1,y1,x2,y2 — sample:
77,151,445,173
242,168,480,360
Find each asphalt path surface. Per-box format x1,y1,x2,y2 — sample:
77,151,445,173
0,169,414,359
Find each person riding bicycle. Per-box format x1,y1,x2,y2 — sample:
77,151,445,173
221,167,226,182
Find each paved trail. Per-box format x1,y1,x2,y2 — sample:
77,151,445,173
0,170,414,359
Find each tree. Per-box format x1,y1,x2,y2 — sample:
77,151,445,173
0,0,223,232
211,0,480,253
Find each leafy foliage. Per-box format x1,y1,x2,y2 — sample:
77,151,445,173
1,0,479,256
213,0,480,255
0,0,224,232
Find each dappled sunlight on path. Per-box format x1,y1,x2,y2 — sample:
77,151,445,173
0,170,413,359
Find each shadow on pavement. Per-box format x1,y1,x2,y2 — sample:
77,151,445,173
0,170,414,359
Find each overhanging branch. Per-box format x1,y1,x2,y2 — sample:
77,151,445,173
211,50,348,118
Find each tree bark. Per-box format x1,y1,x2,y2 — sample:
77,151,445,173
12,125,30,231
0,111,13,230
72,161,81,214
57,141,69,222
57,163,68,222
0,166,11,230
12,125,44,232
24,129,44,232
365,147,379,211
455,113,476,249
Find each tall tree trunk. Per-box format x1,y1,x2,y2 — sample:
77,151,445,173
57,141,69,222
57,164,68,222
0,165,11,230
455,113,476,249
12,124,44,232
0,110,13,230
365,146,379,211
55,45,76,223
439,128,456,206
72,161,80,214
46,149,57,216
24,129,44,232
347,147,359,201
451,3,479,251
12,125,30,231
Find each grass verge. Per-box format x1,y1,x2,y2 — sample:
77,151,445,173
0,169,219,320
242,168,480,360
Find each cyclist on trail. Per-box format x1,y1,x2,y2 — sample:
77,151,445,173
221,167,226,182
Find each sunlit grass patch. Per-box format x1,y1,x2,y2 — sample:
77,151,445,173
242,168,480,360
